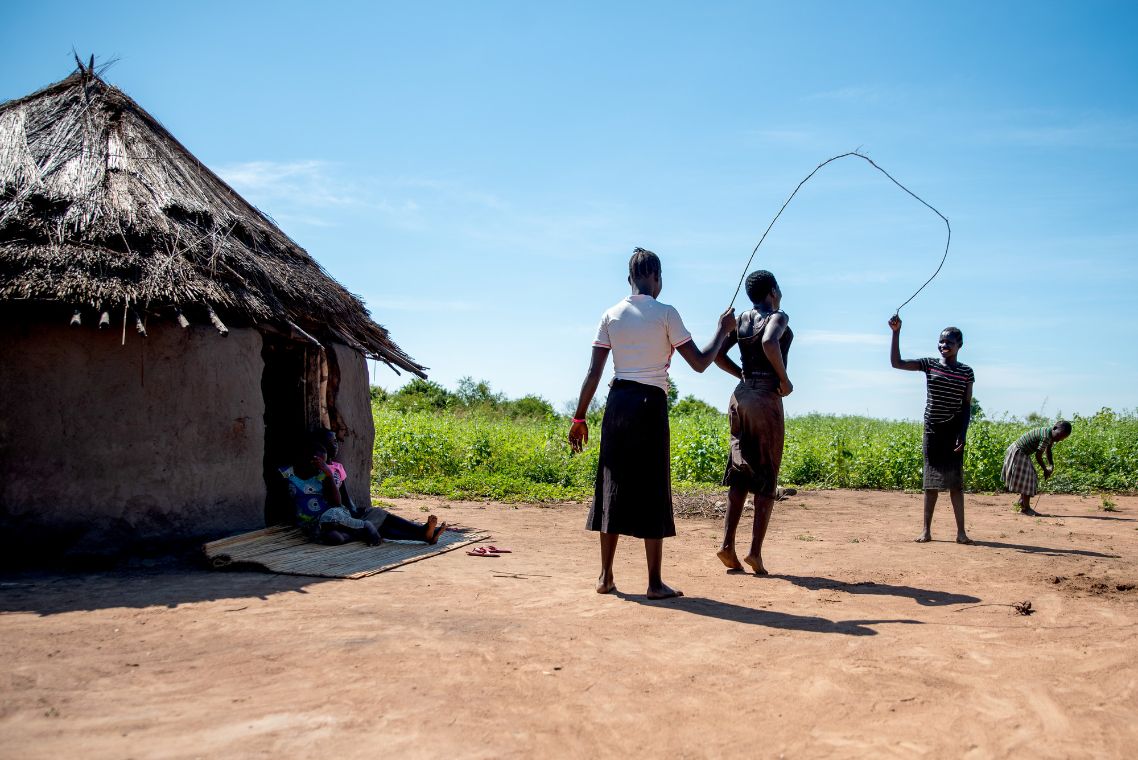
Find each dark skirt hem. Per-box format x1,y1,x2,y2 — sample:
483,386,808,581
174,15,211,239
587,379,676,540
721,379,784,498
922,417,965,491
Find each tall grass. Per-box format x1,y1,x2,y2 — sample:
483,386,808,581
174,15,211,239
373,404,598,501
372,393,1138,500
671,407,1138,493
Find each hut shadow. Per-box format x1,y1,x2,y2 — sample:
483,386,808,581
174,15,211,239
973,540,1119,559
0,560,332,616
613,591,921,636
773,575,980,606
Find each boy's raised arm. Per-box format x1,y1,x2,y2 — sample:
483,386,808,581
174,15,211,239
888,315,922,371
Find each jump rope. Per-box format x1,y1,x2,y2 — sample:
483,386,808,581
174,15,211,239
729,151,951,315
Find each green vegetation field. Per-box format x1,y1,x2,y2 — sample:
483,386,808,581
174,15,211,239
371,379,1138,502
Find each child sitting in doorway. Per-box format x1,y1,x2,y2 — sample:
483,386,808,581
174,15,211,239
303,429,446,545
1001,420,1072,516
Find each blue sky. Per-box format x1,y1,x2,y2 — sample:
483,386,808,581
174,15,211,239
3,1,1136,420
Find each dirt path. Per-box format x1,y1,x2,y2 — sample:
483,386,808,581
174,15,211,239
3,491,1137,759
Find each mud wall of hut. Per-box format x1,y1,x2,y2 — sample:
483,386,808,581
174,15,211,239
328,342,375,511
0,320,266,556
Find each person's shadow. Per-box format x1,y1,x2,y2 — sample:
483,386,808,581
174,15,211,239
614,591,921,636
772,575,980,606
972,540,1119,558
1037,512,1135,523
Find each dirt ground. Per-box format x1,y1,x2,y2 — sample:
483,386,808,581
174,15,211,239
2,490,1137,759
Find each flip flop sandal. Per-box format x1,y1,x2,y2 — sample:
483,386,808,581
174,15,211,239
467,547,499,557
485,546,512,553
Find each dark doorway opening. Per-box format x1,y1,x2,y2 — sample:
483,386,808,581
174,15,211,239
261,335,308,525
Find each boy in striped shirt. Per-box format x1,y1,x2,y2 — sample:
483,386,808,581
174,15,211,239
889,316,975,544
1002,421,1072,516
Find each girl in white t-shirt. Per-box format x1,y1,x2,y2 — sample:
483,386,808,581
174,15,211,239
568,248,735,599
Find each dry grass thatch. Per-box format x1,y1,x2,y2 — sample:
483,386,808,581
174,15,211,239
0,64,425,377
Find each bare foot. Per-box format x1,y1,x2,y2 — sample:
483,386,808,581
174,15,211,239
717,547,744,571
646,584,683,600
914,533,932,543
956,533,974,545
422,515,442,544
596,572,616,594
427,522,447,544
1020,508,1040,517
742,554,768,576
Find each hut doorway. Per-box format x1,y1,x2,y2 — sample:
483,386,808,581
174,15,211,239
261,334,314,525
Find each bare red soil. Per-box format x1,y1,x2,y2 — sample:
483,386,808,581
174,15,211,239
2,490,1137,758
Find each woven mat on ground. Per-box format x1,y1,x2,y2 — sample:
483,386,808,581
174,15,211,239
203,525,489,579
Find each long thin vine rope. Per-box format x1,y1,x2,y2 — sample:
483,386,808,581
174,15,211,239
729,151,950,315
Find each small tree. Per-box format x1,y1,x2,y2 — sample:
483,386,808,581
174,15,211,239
666,377,679,409
456,377,504,409
672,395,721,417
393,378,454,410
508,394,555,419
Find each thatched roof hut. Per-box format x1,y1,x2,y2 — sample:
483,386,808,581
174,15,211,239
0,63,425,559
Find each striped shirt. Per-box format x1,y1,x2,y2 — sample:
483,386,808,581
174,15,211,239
1014,426,1052,455
916,358,974,424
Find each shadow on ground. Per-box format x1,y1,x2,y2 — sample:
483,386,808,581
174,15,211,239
0,557,332,616
773,575,980,606
614,591,921,636
974,540,1120,558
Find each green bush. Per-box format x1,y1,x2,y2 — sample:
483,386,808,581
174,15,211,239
507,394,557,420
371,380,1138,499
672,395,721,417
388,378,456,412
372,403,598,501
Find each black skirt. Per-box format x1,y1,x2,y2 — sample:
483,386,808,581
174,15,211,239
587,379,676,539
923,415,965,491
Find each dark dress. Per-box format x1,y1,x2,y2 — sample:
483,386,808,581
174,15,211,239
917,358,974,491
722,310,793,498
587,379,675,539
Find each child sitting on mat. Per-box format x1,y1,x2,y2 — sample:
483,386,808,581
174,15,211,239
279,432,443,546
1001,420,1072,516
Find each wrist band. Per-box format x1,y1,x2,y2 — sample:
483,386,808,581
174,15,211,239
572,418,586,424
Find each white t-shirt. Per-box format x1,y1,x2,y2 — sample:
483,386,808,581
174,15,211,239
593,294,692,393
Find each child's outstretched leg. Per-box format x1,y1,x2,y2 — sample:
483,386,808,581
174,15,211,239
378,513,446,543
950,487,973,544
717,485,747,571
916,490,936,542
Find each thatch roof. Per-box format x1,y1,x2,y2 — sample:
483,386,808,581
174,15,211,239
0,64,425,377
